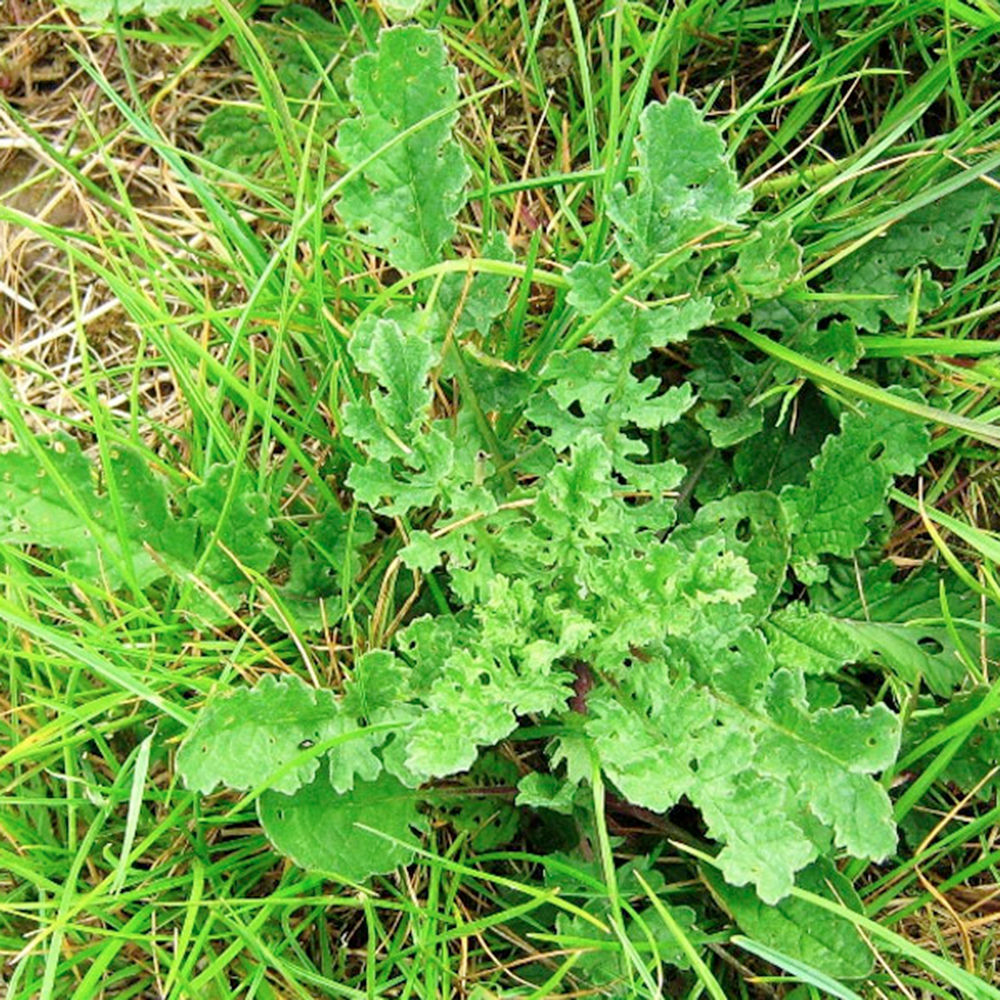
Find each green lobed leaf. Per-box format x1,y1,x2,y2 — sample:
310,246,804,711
335,26,470,272
380,0,432,19
766,603,971,695
902,690,1000,804
547,855,701,991
427,752,521,850
346,316,437,447
732,388,839,493
555,907,696,993
665,420,733,504
689,337,765,447
516,772,578,815
0,437,283,618
773,564,990,694
177,674,349,796
672,491,791,622
754,298,863,375
59,0,208,21
824,183,1000,331
437,232,514,336
532,264,710,489
782,393,930,574
607,94,751,271
344,315,464,515
0,436,188,590
732,219,803,300
580,643,899,902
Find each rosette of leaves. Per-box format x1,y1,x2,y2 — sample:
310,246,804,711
176,31,969,937
179,388,931,902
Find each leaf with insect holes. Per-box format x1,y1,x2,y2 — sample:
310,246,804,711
427,752,521,850
177,674,381,797
732,219,803,300
111,447,194,568
768,564,989,694
671,491,791,622
753,299,862,375
258,769,425,880
825,182,1000,331
781,392,930,574
0,436,185,589
607,94,751,271
335,26,470,272
59,0,209,20
689,337,765,448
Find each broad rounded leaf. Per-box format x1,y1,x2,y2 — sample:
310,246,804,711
258,770,423,879
703,858,874,980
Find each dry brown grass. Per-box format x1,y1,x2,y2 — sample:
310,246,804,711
0,2,262,442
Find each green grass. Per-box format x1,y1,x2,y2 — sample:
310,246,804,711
3,0,1000,996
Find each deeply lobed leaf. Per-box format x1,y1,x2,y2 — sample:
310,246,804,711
607,95,751,271
782,393,930,578
177,674,347,796
335,26,469,272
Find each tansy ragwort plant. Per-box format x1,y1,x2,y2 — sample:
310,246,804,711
5,22,1000,987
174,21,996,919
